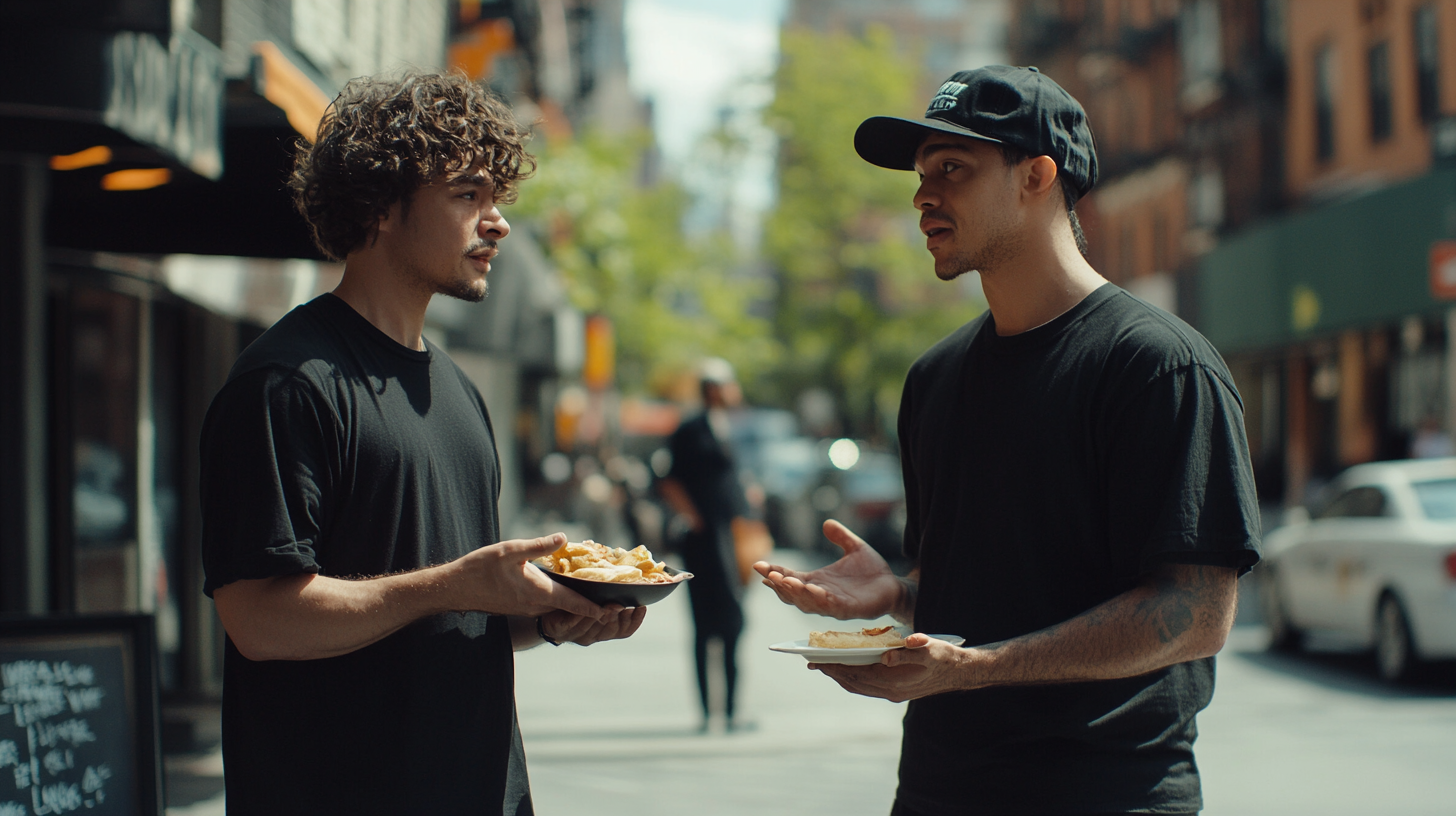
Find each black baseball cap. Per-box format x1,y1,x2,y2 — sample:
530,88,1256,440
854,65,1099,201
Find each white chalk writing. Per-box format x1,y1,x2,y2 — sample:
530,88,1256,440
1,663,94,690
33,721,95,750
79,766,108,794
38,781,82,813
42,750,73,776
1,658,110,810
61,690,102,716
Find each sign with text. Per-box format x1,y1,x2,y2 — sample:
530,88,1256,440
0,616,161,816
103,31,223,180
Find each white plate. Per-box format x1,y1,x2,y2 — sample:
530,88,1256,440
768,634,966,665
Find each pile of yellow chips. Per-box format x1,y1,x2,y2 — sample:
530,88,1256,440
535,540,675,584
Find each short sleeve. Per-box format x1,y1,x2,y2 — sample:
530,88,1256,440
1104,364,1262,577
897,382,923,562
199,367,329,596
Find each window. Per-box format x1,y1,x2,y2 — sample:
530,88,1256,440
1315,486,1389,519
1369,41,1392,141
1180,0,1224,108
1315,43,1337,160
1414,4,1441,122
1413,478,1456,520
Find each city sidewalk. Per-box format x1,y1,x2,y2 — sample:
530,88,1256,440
161,548,910,815
518,548,908,816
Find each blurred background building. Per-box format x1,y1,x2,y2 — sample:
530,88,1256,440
1008,0,1456,514
0,0,645,744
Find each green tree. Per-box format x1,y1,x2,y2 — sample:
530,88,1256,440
762,26,983,440
509,128,778,395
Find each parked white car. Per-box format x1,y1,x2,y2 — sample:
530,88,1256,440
1260,458,1456,682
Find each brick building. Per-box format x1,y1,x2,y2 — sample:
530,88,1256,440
1009,0,1456,508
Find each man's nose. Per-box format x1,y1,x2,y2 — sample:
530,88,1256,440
481,207,510,240
913,181,938,211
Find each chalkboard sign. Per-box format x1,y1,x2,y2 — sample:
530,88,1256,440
0,615,161,816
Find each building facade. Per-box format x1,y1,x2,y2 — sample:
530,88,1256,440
0,0,630,734
1007,0,1456,509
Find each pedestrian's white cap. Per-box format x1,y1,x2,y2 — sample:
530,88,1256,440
699,357,736,385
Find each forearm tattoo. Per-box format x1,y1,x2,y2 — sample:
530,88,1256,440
1134,565,1219,644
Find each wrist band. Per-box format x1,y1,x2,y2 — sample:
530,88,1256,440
536,616,561,646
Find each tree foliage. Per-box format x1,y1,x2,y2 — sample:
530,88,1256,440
509,128,777,396
761,26,983,440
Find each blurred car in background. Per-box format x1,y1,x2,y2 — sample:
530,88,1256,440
1260,457,1456,682
808,441,908,568
757,436,822,551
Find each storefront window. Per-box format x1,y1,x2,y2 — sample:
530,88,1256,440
69,287,140,613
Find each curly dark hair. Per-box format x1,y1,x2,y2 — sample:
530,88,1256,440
289,70,536,260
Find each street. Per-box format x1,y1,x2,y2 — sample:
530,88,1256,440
164,552,1456,815
517,554,1456,816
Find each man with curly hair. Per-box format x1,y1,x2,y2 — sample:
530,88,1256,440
199,71,640,815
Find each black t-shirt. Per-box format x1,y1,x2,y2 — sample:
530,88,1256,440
895,284,1260,815
667,412,747,528
199,294,532,815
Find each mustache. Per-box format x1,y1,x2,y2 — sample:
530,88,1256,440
920,210,954,230
464,239,499,256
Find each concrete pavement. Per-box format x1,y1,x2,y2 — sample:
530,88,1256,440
163,553,1456,815
516,549,907,816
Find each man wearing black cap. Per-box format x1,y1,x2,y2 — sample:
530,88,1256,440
755,65,1260,815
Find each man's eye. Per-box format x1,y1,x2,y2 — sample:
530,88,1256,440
942,162,959,174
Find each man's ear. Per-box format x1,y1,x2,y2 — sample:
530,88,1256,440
374,200,402,235
1022,155,1060,201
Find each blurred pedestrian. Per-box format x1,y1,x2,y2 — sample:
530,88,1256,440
1410,415,1453,458
755,65,1261,815
199,71,644,816
658,358,756,731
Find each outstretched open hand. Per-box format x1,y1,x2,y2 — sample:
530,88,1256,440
752,519,909,622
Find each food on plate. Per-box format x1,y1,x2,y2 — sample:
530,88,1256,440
533,539,677,584
808,625,906,649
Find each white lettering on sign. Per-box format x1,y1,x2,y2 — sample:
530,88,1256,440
32,721,95,750
102,31,224,179
61,691,101,717
41,750,73,777
79,766,109,795
37,781,82,813
1,660,109,810
0,801,27,816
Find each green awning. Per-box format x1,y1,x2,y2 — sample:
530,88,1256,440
1198,167,1456,354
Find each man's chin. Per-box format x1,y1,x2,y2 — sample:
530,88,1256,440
934,260,970,281
439,280,489,303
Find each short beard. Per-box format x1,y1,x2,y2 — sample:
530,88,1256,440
930,213,1021,281
438,277,488,303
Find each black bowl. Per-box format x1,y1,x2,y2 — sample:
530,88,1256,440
533,563,692,607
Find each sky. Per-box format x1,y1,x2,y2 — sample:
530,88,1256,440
624,0,787,166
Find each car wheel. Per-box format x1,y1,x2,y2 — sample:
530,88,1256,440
1260,568,1304,652
1374,593,1421,684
